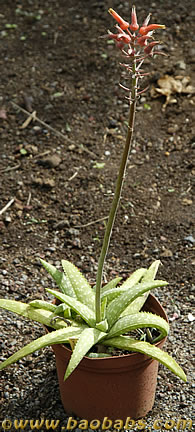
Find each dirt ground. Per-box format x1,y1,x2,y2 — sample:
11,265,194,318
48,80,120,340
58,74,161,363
0,0,194,427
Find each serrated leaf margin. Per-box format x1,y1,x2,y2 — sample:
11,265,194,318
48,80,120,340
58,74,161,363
107,312,169,339
102,335,187,382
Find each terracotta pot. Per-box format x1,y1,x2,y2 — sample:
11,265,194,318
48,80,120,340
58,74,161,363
51,294,168,420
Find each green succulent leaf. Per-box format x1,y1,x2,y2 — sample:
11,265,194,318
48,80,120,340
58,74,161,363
0,327,82,371
40,259,75,297
28,308,85,330
102,336,187,382
100,276,122,293
101,297,107,320
106,280,168,328
64,328,107,380
121,260,161,315
29,299,57,312
29,300,71,320
143,260,161,282
46,289,96,327
0,299,68,330
0,299,33,317
0,299,85,331
87,352,111,358
53,303,71,318
107,312,169,339
101,287,120,303
61,260,95,310
95,319,108,332
118,267,147,290
101,268,147,303
49,303,71,319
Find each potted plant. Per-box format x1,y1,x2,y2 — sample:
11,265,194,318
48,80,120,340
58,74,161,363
0,5,186,421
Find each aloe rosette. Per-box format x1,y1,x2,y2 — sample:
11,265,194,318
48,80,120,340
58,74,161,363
0,259,186,382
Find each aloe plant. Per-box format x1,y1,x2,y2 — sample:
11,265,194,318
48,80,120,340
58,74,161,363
0,259,186,382
0,5,186,384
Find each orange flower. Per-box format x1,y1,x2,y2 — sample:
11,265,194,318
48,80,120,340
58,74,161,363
108,8,129,30
139,24,165,36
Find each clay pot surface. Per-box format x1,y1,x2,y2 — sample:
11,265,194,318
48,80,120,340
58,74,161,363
51,294,168,420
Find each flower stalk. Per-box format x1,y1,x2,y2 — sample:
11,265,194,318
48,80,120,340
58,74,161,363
95,6,165,323
95,57,137,323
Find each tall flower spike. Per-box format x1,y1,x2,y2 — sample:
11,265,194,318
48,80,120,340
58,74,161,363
139,24,165,36
129,5,139,32
108,8,129,30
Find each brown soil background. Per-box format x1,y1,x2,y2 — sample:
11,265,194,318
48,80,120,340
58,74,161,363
0,0,194,427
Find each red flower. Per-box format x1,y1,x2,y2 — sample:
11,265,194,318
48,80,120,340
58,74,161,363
136,35,153,47
141,13,152,28
108,8,129,30
139,24,165,36
116,25,131,44
106,29,131,46
144,41,160,55
129,6,139,32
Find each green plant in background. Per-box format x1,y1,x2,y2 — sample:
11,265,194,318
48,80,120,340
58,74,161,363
0,6,187,383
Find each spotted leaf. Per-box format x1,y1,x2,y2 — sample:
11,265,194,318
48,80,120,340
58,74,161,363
121,260,161,315
62,260,95,311
102,336,187,382
0,299,66,329
101,267,147,303
46,289,96,327
64,328,106,380
100,276,122,293
40,259,75,297
106,280,168,327
0,327,82,372
95,319,108,332
107,312,169,339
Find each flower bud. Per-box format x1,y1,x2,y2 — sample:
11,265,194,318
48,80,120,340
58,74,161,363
144,41,160,55
108,8,129,30
106,29,131,46
116,25,131,44
141,13,151,28
139,24,165,36
136,35,153,47
129,6,139,32
106,31,120,42
119,33,131,44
